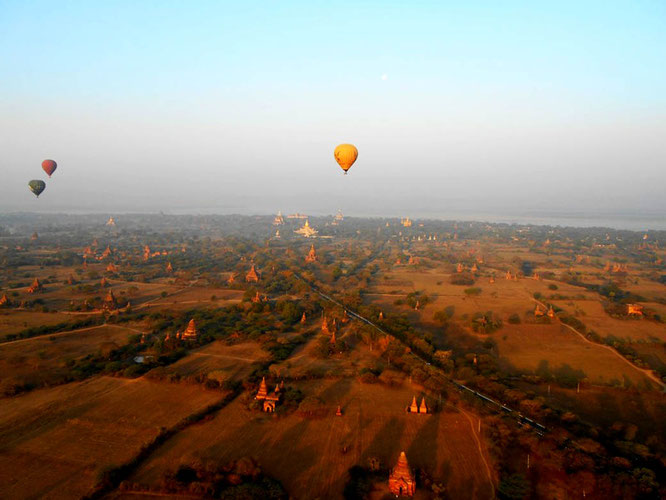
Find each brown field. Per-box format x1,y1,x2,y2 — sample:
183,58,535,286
0,324,142,394
271,327,378,379
161,340,269,381
490,324,657,388
140,287,243,312
0,310,83,340
551,300,666,342
0,376,222,499
128,379,495,499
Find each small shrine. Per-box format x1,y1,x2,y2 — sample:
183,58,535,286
273,211,285,225
103,290,117,311
106,217,116,226
27,278,42,294
305,244,318,263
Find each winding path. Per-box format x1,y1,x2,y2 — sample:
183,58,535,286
531,298,665,390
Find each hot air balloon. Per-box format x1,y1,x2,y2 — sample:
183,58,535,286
41,159,57,177
28,180,46,198
334,144,358,175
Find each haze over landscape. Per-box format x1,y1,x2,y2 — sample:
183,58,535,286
2,3,666,500
1,1,665,228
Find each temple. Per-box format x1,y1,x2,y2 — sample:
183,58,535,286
166,262,173,273
106,217,116,226
106,263,118,273
181,319,198,341
27,278,42,294
31,232,38,240
101,245,112,259
294,220,318,238
332,210,344,225
255,377,281,412
305,244,318,263
246,265,260,282
627,304,643,316
273,211,285,225
103,290,117,311
388,452,416,497
0,293,11,307
401,217,413,227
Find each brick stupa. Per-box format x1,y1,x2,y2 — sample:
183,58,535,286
27,278,42,294
181,319,198,341
389,451,416,497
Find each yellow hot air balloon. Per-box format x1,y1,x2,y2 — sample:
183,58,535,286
334,144,358,175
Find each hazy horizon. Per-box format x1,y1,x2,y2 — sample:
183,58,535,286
2,2,665,223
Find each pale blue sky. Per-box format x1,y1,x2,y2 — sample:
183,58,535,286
1,1,665,223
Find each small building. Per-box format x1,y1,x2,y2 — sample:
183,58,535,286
166,262,173,273
419,397,428,414
627,304,643,316
27,278,42,294
0,293,11,307
103,290,117,311
534,304,544,317
389,451,416,497
246,265,260,283
273,211,285,225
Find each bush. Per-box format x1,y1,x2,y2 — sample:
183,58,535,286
464,287,482,296
507,313,521,324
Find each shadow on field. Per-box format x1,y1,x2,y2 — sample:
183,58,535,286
360,416,405,465
318,377,353,403
407,412,439,475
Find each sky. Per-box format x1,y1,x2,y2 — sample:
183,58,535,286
1,1,665,226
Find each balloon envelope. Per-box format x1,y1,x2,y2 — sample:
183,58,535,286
28,180,46,198
334,144,358,174
41,159,57,177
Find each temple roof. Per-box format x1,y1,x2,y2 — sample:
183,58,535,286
391,451,414,481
